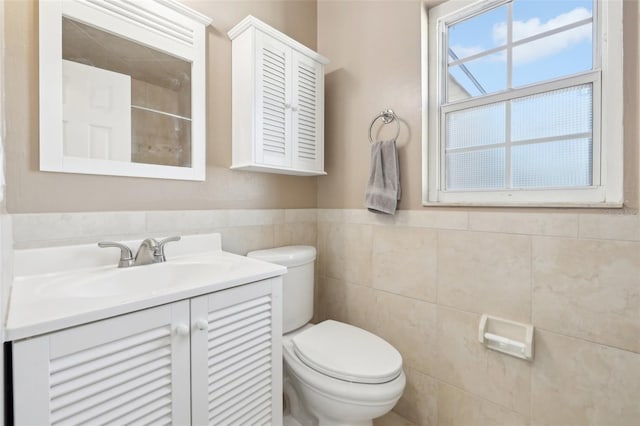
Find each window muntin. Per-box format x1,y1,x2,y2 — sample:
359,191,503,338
424,0,622,207
429,0,602,204
445,0,594,101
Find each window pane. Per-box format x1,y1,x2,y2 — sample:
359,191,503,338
512,0,593,43
448,4,507,62
447,53,506,101
511,84,592,141
512,138,592,188
446,148,505,190
512,23,593,87
446,102,505,150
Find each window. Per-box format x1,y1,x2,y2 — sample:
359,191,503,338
422,0,623,207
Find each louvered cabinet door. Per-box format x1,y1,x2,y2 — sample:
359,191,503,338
255,31,293,168
191,278,283,426
292,51,324,173
12,301,191,426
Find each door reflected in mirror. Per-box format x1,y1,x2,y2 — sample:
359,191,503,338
62,17,192,168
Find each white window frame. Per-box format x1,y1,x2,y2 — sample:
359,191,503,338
421,0,624,207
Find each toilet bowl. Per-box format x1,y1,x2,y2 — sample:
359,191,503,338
247,246,406,426
283,321,406,426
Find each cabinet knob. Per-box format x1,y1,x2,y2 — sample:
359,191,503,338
195,319,208,331
175,324,190,336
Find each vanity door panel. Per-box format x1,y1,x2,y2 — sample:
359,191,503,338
190,278,283,426
12,301,191,426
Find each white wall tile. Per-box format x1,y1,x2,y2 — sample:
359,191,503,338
145,210,228,234
469,211,578,237
226,209,285,227
393,367,438,426
436,306,532,415
533,237,640,352
372,226,437,302
532,331,640,426
395,210,468,231
12,212,147,248
318,222,373,286
438,230,532,323
373,292,438,376
579,213,640,241
438,382,530,426
284,208,317,223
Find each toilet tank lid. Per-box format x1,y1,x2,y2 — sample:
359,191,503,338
247,246,316,267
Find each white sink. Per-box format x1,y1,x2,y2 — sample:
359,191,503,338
33,261,231,299
6,233,287,341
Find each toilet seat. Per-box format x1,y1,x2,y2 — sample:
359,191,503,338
292,320,403,384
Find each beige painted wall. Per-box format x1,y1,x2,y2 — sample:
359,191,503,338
4,0,318,213
318,0,424,209
318,0,640,211
317,2,640,425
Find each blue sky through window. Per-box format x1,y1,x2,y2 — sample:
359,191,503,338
447,0,593,98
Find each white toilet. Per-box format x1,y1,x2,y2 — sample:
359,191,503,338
247,246,406,426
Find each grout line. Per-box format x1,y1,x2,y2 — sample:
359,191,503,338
535,327,640,356
529,235,534,423
404,366,531,421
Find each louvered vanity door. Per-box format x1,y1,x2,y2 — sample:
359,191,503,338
255,31,293,168
12,301,191,426
190,278,283,426
292,51,324,172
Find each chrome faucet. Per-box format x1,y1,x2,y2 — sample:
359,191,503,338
99,236,181,268
97,241,134,268
134,236,181,266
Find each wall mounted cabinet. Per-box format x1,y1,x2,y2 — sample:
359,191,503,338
228,16,329,176
12,278,282,425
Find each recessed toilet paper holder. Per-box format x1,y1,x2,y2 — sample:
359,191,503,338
478,314,534,361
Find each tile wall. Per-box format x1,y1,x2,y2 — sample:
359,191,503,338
9,207,640,425
11,209,317,252
317,209,640,426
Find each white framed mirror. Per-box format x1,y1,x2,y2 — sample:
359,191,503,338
39,0,211,181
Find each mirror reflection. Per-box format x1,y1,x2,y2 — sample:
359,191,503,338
61,17,192,167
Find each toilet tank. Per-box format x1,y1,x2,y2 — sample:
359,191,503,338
247,246,316,333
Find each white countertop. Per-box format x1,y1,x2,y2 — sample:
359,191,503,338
5,234,286,341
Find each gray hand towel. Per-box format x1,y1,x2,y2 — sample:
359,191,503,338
365,139,401,215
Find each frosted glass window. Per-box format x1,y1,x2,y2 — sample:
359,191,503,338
512,84,592,141
446,148,505,190
444,83,593,191
427,0,623,206
512,138,592,188
446,103,505,150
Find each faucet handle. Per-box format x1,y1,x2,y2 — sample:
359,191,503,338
98,241,134,268
156,236,181,261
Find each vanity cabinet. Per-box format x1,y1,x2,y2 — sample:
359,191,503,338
11,278,282,425
228,16,329,176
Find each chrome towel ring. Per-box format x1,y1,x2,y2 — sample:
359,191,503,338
368,109,400,143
